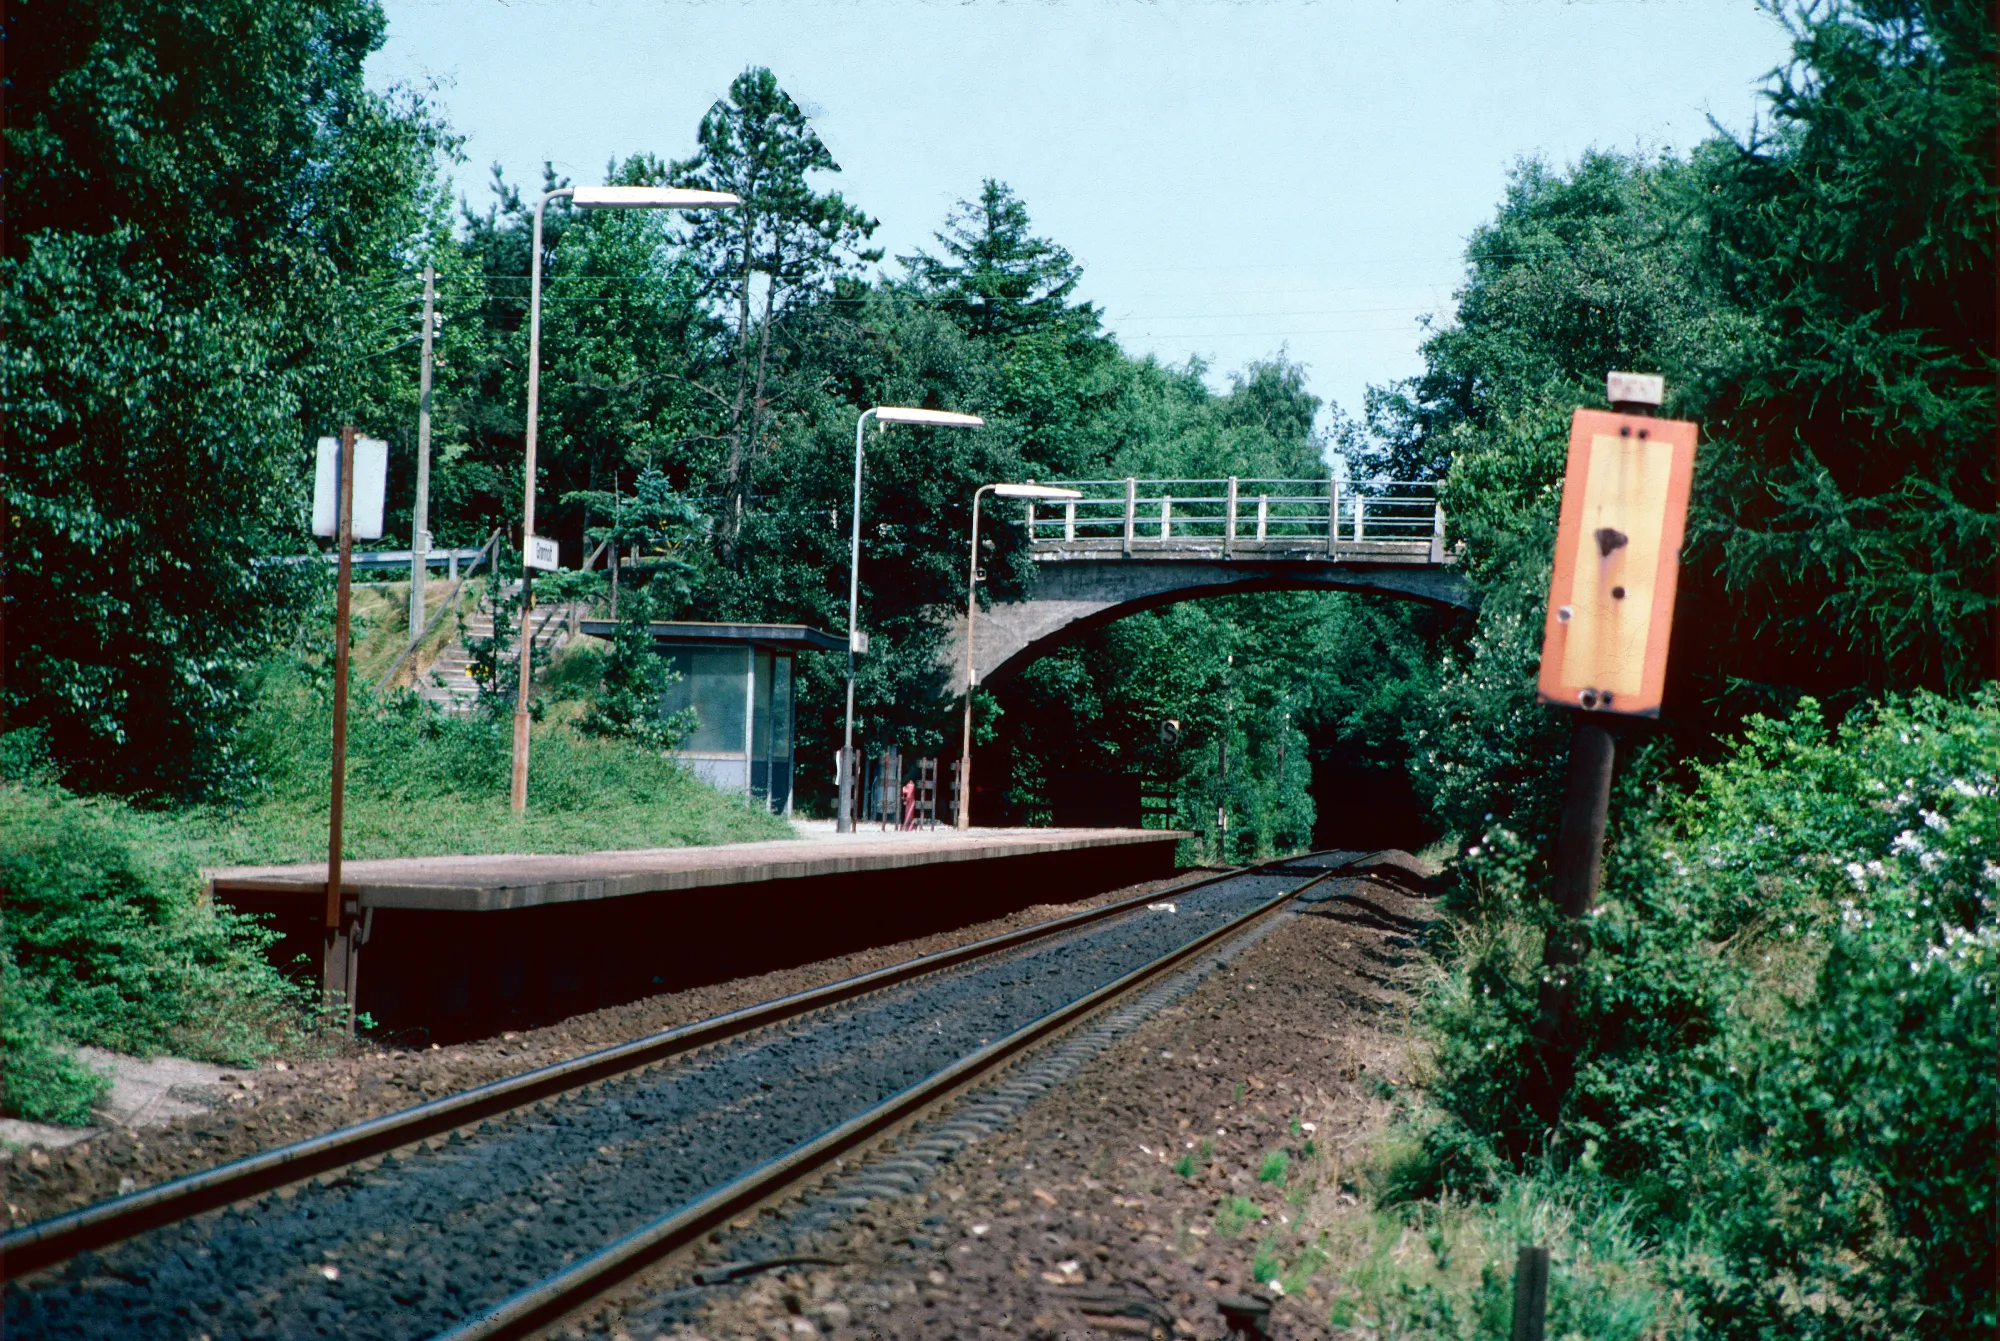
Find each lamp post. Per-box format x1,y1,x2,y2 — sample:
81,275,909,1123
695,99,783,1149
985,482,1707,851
838,406,986,833
511,184,739,814
956,482,1080,830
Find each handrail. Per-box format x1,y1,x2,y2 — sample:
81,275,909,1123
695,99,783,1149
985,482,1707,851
373,529,504,693
1026,476,1444,549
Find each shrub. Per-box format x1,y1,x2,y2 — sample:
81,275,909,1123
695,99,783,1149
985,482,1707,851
0,778,320,1117
1417,688,1998,1336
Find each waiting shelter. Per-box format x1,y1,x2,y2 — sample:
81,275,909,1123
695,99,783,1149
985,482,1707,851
579,619,845,814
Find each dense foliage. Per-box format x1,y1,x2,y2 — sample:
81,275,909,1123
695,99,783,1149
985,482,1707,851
3,0,452,799
1362,4,1998,1333
1424,691,1996,1337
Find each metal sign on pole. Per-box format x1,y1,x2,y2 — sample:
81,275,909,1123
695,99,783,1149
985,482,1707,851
313,436,388,540
324,426,364,1030
1536,395,1697,720
524,535,561,572
1529,371,1697,1120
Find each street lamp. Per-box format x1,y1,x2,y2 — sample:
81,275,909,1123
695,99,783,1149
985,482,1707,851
956,482,1081,830
838,406,986,833
511,184,740,814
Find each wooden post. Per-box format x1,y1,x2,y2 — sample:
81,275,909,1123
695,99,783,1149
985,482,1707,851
1225,477,1238,556
1122,478,1136,555
1256,494,1268,541
1327,475,1341,554
408,264,435,647
1160,494,1172,540
1063,500,1075,542
1431,497,1447,563
325,425,358,1027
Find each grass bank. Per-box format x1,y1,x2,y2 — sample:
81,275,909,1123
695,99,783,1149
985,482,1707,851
1,654,792,1126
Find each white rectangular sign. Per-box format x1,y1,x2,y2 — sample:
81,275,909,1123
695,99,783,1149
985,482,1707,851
525,535,561,572
313,436,388,540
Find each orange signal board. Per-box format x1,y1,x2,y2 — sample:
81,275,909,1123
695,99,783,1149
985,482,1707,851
1536,409,1698,718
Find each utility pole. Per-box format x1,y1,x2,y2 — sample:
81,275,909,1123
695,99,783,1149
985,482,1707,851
408,264,436,646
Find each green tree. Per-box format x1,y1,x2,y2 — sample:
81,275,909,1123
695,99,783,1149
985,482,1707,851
1691,0,1997,701
902,181,1124,479
901,179,1093,341
4,0,449,798
671,68,881,555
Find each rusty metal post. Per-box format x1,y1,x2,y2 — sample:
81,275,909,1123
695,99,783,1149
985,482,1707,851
1529,715,1616,1121
1510,1245,1550,1341
325,425,358,1025
1549,719,1616,919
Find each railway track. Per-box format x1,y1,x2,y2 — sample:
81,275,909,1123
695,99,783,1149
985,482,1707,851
3,852,1355,1340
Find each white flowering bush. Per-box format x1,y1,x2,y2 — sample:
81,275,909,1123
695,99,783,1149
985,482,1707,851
1416,688,1996,1338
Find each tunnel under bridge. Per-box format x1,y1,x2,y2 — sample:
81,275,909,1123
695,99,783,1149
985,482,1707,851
944,477,1474,689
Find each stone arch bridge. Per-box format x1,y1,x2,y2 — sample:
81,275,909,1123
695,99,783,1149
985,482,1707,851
945,477,1472,689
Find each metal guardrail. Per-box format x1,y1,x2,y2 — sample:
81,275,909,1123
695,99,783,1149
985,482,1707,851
266,547,494,573
1023,477,1445,558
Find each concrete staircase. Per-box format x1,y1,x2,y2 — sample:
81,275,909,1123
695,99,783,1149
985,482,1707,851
416,587,587,714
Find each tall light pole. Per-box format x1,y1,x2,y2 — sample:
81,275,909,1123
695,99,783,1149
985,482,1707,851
838,406,985,833
956,482,1080,830
511,184,739,815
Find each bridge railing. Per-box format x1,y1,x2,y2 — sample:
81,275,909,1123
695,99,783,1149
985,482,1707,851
1023,478,1443,555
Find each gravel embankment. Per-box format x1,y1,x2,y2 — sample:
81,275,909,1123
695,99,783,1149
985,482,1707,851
5,869,1296,1340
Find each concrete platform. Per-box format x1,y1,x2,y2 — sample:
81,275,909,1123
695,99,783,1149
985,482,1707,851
207,827,1173,913
207,827,1184,1044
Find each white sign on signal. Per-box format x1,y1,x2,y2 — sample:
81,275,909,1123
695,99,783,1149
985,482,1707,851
313,437,388,540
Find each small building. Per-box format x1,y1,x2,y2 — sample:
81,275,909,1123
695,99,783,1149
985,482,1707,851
580,619,844,814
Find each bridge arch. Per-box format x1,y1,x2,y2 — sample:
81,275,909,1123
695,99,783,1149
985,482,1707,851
948,555,1473,689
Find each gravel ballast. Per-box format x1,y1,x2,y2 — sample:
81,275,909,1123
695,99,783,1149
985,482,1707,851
586,856,1437,1341
2,878,1194,1232
5,868,1312,1340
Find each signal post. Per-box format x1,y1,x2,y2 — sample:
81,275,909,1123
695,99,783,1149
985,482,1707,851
1528,371,1699,1120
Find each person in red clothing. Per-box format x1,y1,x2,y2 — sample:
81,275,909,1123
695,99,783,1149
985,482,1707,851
900,778,917,831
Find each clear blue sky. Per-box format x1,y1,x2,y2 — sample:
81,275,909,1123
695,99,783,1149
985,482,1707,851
370,0,1792,428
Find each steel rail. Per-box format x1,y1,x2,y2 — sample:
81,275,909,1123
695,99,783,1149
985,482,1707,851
428,860,1334,1341
0,854,1323,1280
